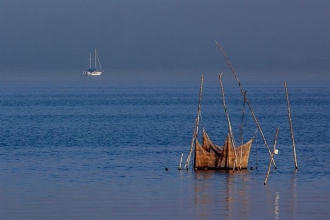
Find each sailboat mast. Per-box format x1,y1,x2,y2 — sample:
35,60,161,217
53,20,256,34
89,52,92,68
94,49,97,69
96,50,103,71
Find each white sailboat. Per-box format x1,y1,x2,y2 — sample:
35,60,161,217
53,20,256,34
83,49,103,76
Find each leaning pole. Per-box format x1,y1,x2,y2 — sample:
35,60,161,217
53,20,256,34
215,40,276,168
284,81,298,169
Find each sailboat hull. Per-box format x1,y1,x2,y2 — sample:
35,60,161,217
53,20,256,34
83,71,102,76
83,49,103,76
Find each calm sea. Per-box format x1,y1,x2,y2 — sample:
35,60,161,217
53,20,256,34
1,73,329,219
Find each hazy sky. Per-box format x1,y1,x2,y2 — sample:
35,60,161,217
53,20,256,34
1,0,330,81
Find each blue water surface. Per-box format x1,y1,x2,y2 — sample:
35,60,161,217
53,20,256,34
1,74,329,220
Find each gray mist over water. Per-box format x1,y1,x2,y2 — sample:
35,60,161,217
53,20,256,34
1,0,330,83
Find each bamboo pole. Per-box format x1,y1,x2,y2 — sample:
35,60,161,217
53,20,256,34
215,40,276,168
184,75,204,170
239,91,247,169
284,81,298,169
184,118,198,170
219,73,238,170
178,153,183,170
264,128,279,185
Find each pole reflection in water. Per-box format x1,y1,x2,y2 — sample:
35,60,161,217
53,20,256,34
194,170,251,219
274,191,280,220
264,180,283,219
289,170,297,217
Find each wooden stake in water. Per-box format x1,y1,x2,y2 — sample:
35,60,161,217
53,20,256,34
184,75,204,170
215,40,276,168
284,81,298,169
219,73,238,170
264,128,279,185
